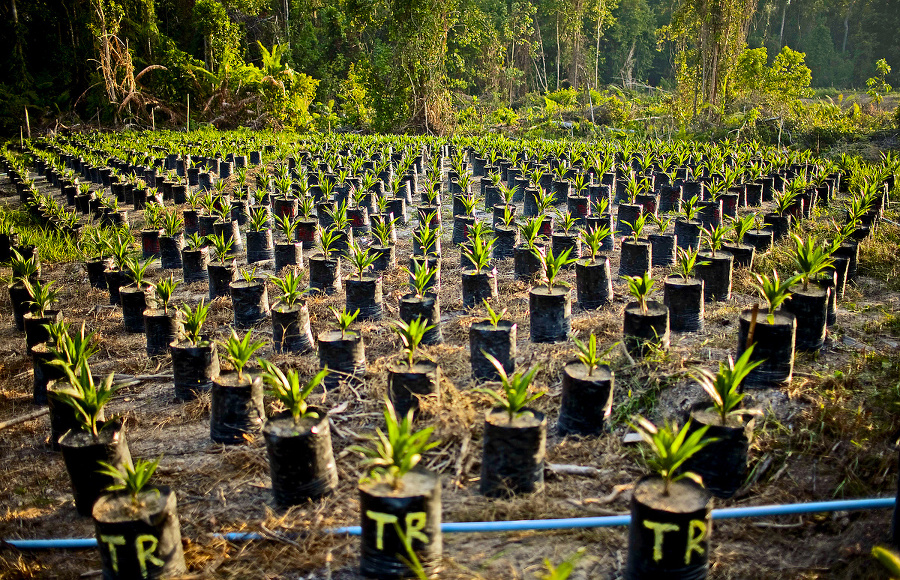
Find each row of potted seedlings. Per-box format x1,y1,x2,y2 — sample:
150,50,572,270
5,137,892,578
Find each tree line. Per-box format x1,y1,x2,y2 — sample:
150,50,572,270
0,0,897,134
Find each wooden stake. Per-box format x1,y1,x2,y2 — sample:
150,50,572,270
747,303,759,349
186,94,190,133
152,107,155,131
24,106,30,140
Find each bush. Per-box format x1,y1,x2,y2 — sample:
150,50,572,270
588,90,629,126
491,107,518,126
544,87,579,107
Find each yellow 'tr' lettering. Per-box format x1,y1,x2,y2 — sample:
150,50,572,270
643,520,679,562
404,512,429,549
100,535,126,573
135,534,165,578
366,511,398,551
684,520,707,564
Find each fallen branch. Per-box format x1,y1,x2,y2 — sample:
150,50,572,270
0,408,50,431
547,463,602,477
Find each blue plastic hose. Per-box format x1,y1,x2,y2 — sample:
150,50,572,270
5,497,894,549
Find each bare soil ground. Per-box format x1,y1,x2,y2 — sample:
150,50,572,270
1,169,899,579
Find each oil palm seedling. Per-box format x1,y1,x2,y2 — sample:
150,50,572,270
478,353,547,497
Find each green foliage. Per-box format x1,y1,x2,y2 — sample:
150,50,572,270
405,259,436,297
97,456,162,505
207,231,234,264
258,359,328,422
734,46,813,107
624,271,655,314
538,548,586,580
701,223,732,256
482,299,507,328
791,235,834,290
330,306,360,339
866,59,893,105
270,269,307,308
221,328,266,382
346,240,377,279
519,217,543,250
476,354,543,423
751,270,798,323
572,334,617,376
630,416,715,495
580,225,609,262
154,275,179,313
24,279,58,317
392,316,434,368
535,246,575,290
10,248,39,282
674,247,708,280
48,322,100,375
691,346,764,425
179,300,211,346
349,398,439,490
624,212,649,241
51,358,119,441
461,231,494,273
124,257,153,288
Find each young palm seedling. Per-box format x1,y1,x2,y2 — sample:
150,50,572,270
270,269,307,308
274,213,298,241
154,275,179,314
96,456,162,507
179,300,211,346
349,398,439,490
461,231,495,273
791,234,834,291
624,212,649,243
330,306,360,340
392,316,434,368
701,223,732,257
478,353,547,496
404,259,436,298
750,270,798,324
536,246,575,291
691,346,763,425
259,360,329,422
24,278,59,318
221,328,266,383
572,333,617,377
625,271,654,315
207,230,234,264
346,240,377,279
477,354,542,423
413,223,440,256
629,416,713,496
52,357,119,441
673,247,707,280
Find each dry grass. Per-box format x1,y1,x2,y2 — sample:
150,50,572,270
1,169,900,579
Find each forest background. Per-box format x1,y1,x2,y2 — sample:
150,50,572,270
2,0,899,147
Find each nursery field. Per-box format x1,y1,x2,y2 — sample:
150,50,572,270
0,132,899,579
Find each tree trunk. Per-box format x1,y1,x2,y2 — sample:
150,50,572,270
509,41,516,105
779,0,787,50
594,2,603,88
535,18,549,93
556,16,561,90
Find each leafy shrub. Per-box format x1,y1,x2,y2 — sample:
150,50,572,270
491,107,518,126
545,87,579,107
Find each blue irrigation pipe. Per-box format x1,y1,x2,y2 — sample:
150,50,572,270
5,497,895,550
